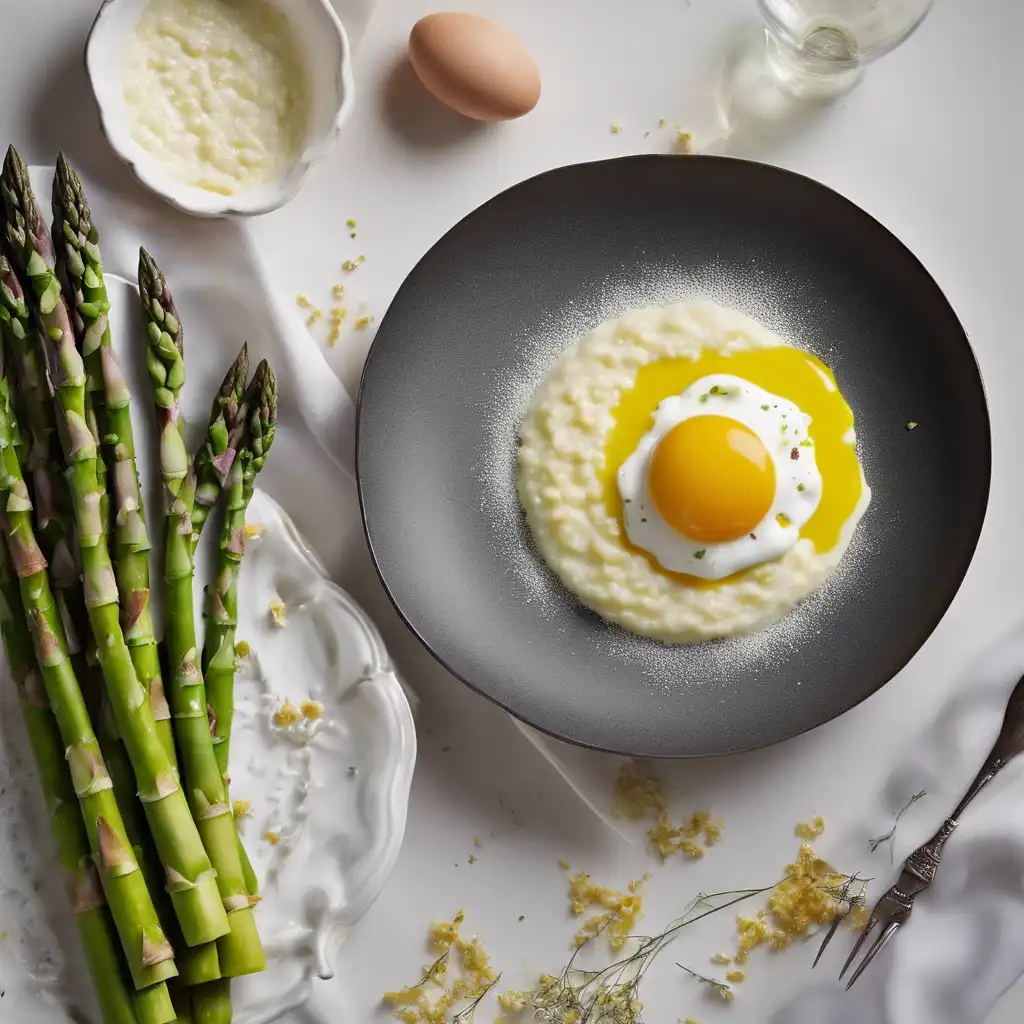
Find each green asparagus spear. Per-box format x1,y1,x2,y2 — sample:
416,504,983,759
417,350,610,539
169,981,195,1024
0,363,175,992
192,979,233,1024
0,253,84,656
2,146,229,949
51,154,176,764
204,361,276,780
0,542,151,1024
191,343,248,548
139,248,265,978
93,680,223,988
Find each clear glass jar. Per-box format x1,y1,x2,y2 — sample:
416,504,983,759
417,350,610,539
758,0,934,96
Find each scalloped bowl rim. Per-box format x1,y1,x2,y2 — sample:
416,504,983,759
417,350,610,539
84,0,356,218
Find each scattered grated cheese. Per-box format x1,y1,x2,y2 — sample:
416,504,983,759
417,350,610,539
558,859,571,870
300,700,324,721
795,815,826,839
566,872,647,950
244,522,263,539
269,598,287,628
232,799,252,821
305,309,322,326
384,911,499,1023
272,699,301,728
733,843,867,965
725,970,745,983
262,831,281,846
332,283,346,299
347,218,357,228
234,640,251,658
612,766,723,860
610,121,623,134
473,836,484,849
658,117,667,127
355,315,374,329
295,294,312,308
676,131,693,153
342,259,359,272
710,953,731,965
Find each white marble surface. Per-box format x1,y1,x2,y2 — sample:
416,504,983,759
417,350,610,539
1,0,1023,1022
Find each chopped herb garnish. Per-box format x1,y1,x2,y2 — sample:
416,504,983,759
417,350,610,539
694,550,706,560
797,483,806,492
906,421,919,431
781,425,788,434
800,439,812,447
777,513,791,527
760,404,769,411
699,393,709,404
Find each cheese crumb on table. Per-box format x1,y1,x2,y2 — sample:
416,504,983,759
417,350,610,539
268,598,287,627
612,766,723,860
710,952,731,965
725,969,745,983
734,842,867,964
383,910,500,1023
795,815,826,839
300,700,324,721
272,699,302,728
567,872,647,950
262,830,281,846
244,522,263,539
232,799,252,821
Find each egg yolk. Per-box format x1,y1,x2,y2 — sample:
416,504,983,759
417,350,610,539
649,415,776,543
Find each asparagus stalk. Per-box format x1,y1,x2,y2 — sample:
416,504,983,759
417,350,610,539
139,248,265,978
0,364,175,992
204,361,276,780
51,155,176,765
94,680,223,988
191,344,249,548
191,350,263,906
0,542,150,1024
169,982,195,1024
192,979,232,1024
2,146,229,949
0,253,84,655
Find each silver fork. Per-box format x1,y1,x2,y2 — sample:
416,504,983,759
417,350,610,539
815,670,1024,990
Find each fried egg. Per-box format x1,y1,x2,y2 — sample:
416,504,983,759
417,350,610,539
618,375,822,579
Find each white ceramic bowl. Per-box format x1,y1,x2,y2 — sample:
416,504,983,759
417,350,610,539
85,0,356,217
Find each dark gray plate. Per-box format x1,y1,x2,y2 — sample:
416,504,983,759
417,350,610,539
357,156,989,757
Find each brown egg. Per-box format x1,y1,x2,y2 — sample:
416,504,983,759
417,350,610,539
408,12,541,122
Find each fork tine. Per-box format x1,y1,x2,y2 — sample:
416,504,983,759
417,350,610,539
838,917,877,980
845,921,900,990
812,915,842,968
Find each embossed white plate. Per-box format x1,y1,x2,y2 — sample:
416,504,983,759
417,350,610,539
0,172,415,1023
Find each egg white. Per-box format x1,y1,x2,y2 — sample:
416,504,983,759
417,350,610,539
617,374,822,580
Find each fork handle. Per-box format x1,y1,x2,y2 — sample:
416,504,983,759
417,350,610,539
903,671,1024,887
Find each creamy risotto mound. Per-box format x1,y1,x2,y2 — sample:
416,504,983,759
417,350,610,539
516,301,867,643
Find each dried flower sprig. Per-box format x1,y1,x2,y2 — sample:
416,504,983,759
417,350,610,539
870,790,927,862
